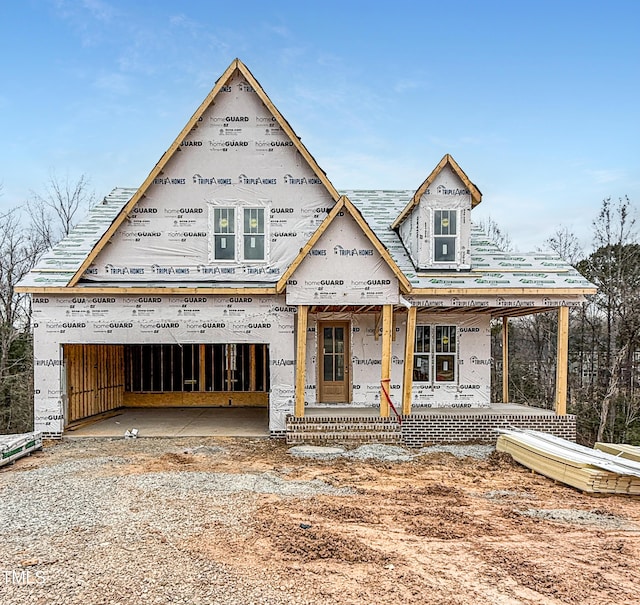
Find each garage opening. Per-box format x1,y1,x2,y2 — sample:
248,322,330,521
64,343,270,426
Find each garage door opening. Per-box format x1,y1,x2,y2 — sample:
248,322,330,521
64,343,270,426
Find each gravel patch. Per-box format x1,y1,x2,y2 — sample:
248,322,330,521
287,445,346,459
482,489,537,500
343,444,414,462
287,444,495,462
0,443,351,604
418,444,495,459
518,508,635,529
288,444,414,462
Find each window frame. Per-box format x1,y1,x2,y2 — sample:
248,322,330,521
413,324,457,384
209,201,269,263
213,207,236,261
433,209,459,264
242,207,266,261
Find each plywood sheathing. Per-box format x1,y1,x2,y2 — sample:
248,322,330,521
66,58,341,288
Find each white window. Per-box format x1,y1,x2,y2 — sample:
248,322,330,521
434,209,457,263
413,324,457,383
213,208,235,260
243,208,265,261
413,325,430,382
211,205,267,262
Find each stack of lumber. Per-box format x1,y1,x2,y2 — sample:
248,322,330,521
594,442,640,463
496,429,640,495
0,432,43,468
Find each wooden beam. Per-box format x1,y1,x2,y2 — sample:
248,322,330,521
402,306,417,416
15,286,278,295
295,305,308,417
380,304,393,418
249,344,257,392
555,306,569,415
199,344,206,392
502,316,509,404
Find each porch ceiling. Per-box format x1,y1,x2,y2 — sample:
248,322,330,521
308,304,556,318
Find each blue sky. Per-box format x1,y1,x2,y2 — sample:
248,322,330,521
1,0,638,253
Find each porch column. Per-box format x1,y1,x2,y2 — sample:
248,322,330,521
402,306,417,416
294,305,308,417
380,304,393,417
555,306,569,415
502,316,509,403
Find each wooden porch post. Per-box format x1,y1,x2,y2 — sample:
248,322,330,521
380,304,393,417
294,305,308,417
555,306,569,416
402,306,417,416
502,316,509,403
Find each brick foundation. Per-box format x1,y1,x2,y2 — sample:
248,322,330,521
401,414,576,447
285,413,576,447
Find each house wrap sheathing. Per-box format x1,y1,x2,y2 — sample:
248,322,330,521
17,59,596,438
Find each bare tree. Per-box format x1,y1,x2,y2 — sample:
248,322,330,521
544,226,584,267
27,172,94,249
0,173,94,432
477,216,513,252
577,196,640,441
0,209,49,431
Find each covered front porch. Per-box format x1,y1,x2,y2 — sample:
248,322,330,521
293,303,573,420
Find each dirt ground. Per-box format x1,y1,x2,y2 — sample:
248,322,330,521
3,437,640,604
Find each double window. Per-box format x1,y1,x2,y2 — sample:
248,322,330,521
434,209,457,263
213,206,266,261
413,324,457,383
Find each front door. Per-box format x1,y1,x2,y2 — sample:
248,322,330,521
318,321,350,403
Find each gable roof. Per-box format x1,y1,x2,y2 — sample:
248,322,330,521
66,58,341,287
390,153,482,231
276,195,412,294
345,189,597,297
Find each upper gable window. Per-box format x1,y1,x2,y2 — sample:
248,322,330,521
434,209,457,263
212,206,267,262
243,208,265,261
213,208,236,260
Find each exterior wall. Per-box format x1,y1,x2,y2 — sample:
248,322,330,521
398,206,419,268
31,294,296,435
301,310,491,409
303,312,406,407
411,312,491,408
86,70,336,283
